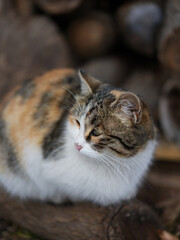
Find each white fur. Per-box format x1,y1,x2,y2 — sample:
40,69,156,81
0,112,156,206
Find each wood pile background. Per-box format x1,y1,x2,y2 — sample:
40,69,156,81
0,0,179,239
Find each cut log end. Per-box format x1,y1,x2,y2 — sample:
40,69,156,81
108,200,162,240
34,0,83,14
159,32,180,70
68,12,115,58
82,57,127,86
159,79,180,146
158,0,180,71
0,14,72,99
116,2,163,56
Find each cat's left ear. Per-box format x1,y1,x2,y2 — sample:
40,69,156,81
111,91,142,124
78,69,101,95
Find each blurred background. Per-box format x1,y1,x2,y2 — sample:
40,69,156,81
0,0,179,239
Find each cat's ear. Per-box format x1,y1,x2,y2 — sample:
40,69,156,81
111,91,142,124
78,69,101,95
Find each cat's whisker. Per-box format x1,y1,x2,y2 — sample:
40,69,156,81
101,156,129,184
103,153,130,171
129,158,147,169
61,87,77,101
63,99,75,107
103,154,130,172
61,87,82,109
48,146,64,158
98,156,121,180
111,163,129,185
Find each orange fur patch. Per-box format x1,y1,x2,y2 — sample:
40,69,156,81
1,68,77,162
110,90,124,99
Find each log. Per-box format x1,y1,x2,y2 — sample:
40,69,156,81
33,0,83,14
157,199,180,234
0,188,162,240
13,0,34,18
82,56,127,86
155,140,180,162
159,78,180,146
138,161,180,200
123,68,161,113
0,0,12,14
0,0,33,17
116,2,163,56
68,12,115,58
157,230,179,240
0,14,72,99
138,161,180,237
158,0,180,71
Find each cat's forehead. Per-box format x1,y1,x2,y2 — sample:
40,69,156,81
74,86,110,109
92,86,116,101
84,89,121,122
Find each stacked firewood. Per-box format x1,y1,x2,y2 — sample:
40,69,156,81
0,0,179,151
0,0,180,239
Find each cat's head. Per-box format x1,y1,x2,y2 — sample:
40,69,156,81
68,70,155,159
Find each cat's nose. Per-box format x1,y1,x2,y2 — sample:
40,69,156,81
74,143,83,151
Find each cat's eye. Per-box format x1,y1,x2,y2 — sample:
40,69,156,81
91,129,101,137
76,120,80,127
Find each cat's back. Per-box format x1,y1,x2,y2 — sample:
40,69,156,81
0,69,79,169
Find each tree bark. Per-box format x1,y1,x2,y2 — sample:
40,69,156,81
158,0,180,71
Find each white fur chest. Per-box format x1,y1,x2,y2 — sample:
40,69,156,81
41,132,156,206
0,129,156,205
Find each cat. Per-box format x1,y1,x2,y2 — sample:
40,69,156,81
0,68,156,206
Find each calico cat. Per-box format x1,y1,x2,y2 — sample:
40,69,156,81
0,69,156,205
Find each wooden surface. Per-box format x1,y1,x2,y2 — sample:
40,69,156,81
68,12,115,58
33,0,83,14
0,13,71,99
155,140,180,162
0,190,162,240
158,0,180,71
